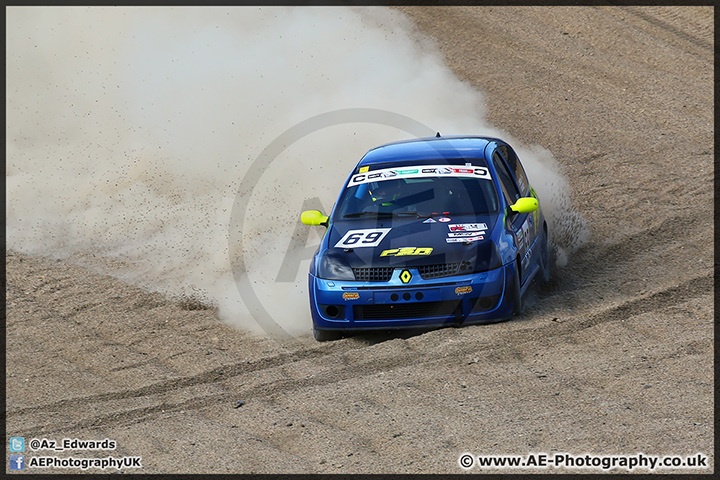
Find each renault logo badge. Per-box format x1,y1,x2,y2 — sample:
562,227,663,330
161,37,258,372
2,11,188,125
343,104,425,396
400,269,412,284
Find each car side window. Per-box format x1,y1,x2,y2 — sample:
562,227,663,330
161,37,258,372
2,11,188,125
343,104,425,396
492,151,521,204
498,144,529,195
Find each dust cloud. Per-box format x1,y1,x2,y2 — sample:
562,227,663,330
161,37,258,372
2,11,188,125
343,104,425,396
6,7,588,336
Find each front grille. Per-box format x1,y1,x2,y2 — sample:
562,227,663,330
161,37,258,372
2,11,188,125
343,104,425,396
354,300,461,320
418,263,460,279
354,263,473,282
353,267,394,282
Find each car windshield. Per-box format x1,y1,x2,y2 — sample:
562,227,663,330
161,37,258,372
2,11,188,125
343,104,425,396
335,174,499,220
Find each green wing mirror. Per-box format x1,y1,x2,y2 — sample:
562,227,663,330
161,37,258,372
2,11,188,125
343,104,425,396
301,210,329,226
509,197,538,214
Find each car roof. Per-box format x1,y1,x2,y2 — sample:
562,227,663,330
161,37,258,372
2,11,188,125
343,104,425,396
357,135,504,167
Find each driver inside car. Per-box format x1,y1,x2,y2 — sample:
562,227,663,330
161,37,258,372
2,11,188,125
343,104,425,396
369,180,404,207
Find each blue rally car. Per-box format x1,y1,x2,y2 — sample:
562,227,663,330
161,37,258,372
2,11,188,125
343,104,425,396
301,135,550,341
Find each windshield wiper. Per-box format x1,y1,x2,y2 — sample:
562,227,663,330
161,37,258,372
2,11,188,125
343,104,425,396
342,211,396,218
394,211,432,218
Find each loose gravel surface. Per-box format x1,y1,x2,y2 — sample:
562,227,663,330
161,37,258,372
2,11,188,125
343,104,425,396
5,5,714,474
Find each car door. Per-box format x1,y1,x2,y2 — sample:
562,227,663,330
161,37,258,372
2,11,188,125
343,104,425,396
490,147,536,286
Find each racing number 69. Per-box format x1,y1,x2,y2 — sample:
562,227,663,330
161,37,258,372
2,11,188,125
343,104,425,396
334,228,392,248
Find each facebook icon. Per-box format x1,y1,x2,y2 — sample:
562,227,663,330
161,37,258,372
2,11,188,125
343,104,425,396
10,454,25,470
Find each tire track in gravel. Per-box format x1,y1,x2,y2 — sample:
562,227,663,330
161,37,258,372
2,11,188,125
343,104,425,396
616,6,714,59
574,273,713,329
8,338,439,435
6,343,348,419
570,211,709,283
529,272,711,341
11,270,710,437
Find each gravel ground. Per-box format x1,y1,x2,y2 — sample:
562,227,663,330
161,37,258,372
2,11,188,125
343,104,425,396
5,5,714,474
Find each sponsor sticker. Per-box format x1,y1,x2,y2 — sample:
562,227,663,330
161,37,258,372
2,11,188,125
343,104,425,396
394,168,419,175
448,223,488,232
347,164,491,187
334,228,391,248
438,217,451,222
446,236,483,243
342,292,359,300
380,247,433,256
423,218,437,223
455,286,473,295
515,218,531,251
423,167,452,174
448,231,486,237
421,167,486,176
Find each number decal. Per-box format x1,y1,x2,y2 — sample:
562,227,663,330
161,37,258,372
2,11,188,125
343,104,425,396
363,231,383,244
334,228,391,248
344,232,363,245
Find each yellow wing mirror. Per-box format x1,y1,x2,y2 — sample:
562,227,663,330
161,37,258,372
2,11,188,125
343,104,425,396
301,210,329,226
509,197,538,214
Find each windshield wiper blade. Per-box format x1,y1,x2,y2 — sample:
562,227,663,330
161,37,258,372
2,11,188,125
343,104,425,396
394,211,432,218
342,211,396,218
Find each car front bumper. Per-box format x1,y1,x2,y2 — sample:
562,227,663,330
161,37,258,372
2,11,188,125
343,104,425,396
309,263,515,332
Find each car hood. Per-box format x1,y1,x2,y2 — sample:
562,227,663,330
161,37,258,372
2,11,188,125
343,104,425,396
324,215,502,271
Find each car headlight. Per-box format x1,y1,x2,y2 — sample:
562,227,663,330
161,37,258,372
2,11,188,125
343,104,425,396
317,251,355,281
466,241,503,273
